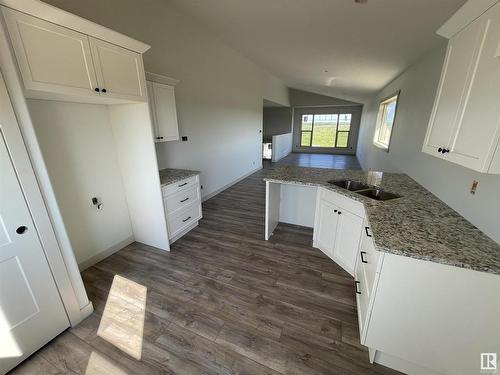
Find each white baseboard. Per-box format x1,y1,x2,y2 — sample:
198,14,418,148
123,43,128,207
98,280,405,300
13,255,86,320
202,166,262,202
78,235,135,271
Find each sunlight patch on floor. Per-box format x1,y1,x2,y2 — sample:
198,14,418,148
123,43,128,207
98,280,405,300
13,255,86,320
85,351,128,375
97,275,147,360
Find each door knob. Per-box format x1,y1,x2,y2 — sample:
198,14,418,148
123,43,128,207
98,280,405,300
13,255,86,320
16,226,28,235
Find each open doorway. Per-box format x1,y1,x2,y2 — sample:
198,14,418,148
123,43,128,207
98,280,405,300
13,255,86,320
262,99,293,162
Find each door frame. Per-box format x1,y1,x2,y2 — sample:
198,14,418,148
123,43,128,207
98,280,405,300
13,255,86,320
0,19,91,325
292,105,363,155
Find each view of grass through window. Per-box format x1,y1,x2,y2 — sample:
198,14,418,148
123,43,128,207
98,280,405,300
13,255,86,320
300,113,351,148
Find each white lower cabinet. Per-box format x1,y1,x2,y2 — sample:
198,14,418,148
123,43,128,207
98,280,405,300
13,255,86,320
363,253,500,375
313,188,364,275
353,225,500,375
162,175,202,243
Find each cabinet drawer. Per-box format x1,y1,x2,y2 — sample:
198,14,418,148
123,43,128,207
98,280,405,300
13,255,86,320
358,222,381,296
167,201,201,237
162,175,198,197
164,185,200,214
354,261,370,338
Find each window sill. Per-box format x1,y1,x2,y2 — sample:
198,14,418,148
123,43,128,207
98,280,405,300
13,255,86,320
373,141,389,151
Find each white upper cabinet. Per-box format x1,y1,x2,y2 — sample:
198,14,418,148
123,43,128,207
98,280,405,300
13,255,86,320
2,7,147,103
423,1,500,173
2,7,99,98
90,37,146,101
146,74,180,142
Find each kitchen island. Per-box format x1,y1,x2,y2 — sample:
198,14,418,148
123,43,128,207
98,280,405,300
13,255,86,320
264,166,500,375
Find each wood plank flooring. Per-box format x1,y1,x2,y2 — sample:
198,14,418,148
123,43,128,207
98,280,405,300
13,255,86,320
11,163,400,375
264,152,361,170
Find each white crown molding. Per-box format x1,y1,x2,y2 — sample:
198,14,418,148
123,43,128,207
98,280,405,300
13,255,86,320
146,71,180,86
437,0,500,38
0,0,150,53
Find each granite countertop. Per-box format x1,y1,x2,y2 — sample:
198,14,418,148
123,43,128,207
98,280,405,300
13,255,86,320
159,168,199,186
264,166,500,275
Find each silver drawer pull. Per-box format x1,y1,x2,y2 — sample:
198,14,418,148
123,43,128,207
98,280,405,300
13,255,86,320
180,197,189,203
178,182,188,187
182,216,191,223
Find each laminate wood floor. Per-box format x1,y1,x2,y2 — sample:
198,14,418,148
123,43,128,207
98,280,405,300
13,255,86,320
264,152,361,170
11,167,400,375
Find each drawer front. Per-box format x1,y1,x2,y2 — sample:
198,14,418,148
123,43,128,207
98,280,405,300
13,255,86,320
162,175,198,197
354,261,370,338
167,201,201,237
359,222,381,295
164,185,200,214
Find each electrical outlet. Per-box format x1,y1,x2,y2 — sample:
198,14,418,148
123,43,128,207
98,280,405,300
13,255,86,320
470,180,478,195
181,136,188,141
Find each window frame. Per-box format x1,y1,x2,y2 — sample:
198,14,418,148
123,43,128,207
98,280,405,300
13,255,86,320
373,91,400,152
299,112,352,149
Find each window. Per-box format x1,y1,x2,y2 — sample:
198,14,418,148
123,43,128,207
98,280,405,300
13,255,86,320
300,113,352,148
373,92,399,151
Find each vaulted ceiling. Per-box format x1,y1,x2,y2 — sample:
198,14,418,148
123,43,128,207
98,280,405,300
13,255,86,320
167,0,466,101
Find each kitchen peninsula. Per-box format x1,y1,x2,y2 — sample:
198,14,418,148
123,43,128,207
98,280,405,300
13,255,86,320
264,165,500,375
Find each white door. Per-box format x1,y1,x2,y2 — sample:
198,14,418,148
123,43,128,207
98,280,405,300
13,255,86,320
152,82,179,141
313,199,339,257
0,130,69,374
333,209,363,275
90,37,146,102
423,18,488,156
2,7,99,98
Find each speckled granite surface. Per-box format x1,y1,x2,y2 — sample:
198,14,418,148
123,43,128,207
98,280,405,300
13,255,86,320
159,168,199,186
264,166,500,275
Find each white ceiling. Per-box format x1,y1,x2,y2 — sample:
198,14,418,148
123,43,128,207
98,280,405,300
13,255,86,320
167,0,466,101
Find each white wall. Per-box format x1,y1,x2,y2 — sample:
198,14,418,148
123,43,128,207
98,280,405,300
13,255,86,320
43,0,290,199
357,44,500,244
28,100,134,266
263,107,293,140
272,133,293,162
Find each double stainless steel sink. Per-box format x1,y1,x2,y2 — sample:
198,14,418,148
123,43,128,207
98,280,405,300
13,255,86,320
328,179,401,201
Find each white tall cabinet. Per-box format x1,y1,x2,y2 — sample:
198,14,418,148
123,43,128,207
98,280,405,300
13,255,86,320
422,0,500,173
146,72,180,142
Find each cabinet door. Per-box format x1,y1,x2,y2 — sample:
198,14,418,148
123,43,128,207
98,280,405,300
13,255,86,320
147,81,160,141
333,209,363,275
90,37,146,102
2,7,99,97
152,82,180,141
423,18,488,156
448,4,500,172
314,199,339,257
